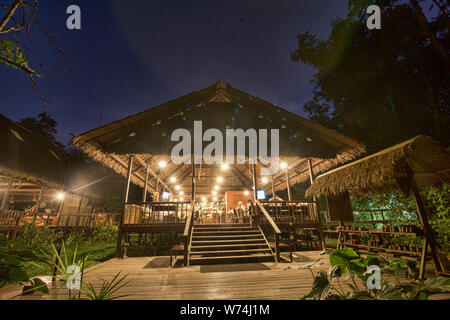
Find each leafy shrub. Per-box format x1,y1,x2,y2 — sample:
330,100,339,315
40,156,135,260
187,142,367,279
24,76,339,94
299,248,450,300
92,223,118,242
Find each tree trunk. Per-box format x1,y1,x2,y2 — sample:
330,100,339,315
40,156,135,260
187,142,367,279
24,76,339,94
410,0,449,67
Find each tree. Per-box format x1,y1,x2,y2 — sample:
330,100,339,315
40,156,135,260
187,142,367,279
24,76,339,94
291,0,449,153
18,111,65,150
0,0,67,104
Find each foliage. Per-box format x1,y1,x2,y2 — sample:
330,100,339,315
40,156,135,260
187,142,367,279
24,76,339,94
103,194,123,213
291,0,449,152
20,222,63,248
0,234,48,294
352,184,449,253
300,248,450,300
352,189,419,225
423,183,450,253
80,272,130,300
0,39,27,69
92,223,119,242
18,112,64,150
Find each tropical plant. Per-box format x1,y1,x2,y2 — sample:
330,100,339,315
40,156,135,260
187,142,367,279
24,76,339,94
79,272,130,300
301,248,450,300
92,223,119,242
0,234,49,295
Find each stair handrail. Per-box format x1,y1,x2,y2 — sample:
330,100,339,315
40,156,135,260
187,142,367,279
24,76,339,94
183,200,195,266
255,199,281,262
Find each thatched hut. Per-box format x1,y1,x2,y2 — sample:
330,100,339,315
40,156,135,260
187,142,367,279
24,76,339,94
306,135,450,277
0,113,67,209
306,135,449,198
73,80,365,197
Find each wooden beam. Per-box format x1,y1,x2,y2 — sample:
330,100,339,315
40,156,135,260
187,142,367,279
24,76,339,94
142,164,149,203
252,163,257,199
109,154,146,184
410,173,444,276
285,170,292,201
134,155,169,191
116,155,134,258
0,177,13,212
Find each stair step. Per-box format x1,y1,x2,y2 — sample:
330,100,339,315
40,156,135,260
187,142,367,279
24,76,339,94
189,254,274,265
193,230,260,236
191,239,267,245
191,243,269,250
194,224,251,228
192,234,264,239
191,248,271,256
194,227,254,232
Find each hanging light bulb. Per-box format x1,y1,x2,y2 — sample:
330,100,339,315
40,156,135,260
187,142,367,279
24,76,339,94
158,161,167,168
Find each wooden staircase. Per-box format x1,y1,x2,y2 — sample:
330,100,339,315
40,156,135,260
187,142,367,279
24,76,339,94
188,224,275,265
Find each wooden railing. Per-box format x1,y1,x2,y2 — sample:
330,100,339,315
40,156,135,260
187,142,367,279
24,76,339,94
0,210,118,229
254,200,281,262
258,200,320,224
123,201,191,225
183,200,195,266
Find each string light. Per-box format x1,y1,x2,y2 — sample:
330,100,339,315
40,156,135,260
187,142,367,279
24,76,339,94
214,185,220,190
175,185,181,190
158,161,167,168
217,177,223,183
170,177,176,183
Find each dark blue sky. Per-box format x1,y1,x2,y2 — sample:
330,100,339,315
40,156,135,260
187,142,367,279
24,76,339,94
0,0,349,144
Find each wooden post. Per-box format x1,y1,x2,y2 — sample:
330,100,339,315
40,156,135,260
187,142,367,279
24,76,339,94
115,155,134,258
142,164,149,203
191,162,195,201
271,175,276,198
410,175,443,276
419,238,428,280
308,159,325,250
275,232,280,262
0,177,13,212
285,170,292,201
32,185,45,224
252,163,258,200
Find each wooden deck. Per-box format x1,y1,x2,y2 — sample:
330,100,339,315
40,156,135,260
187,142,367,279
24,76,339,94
3,250,448,300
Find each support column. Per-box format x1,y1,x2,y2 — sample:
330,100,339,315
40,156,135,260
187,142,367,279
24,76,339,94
271,175,276,198
410,174,445,277
252,163,258,200
142,164,149,203
308,159,325,250
0,177,13,212
115,155,134,258
32,184,45,223
285,170,292,201
191,162,195,201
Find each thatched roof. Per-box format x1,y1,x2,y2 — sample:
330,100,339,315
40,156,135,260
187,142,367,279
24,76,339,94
306,135,450,198
0,113,67,189
73,80,365,196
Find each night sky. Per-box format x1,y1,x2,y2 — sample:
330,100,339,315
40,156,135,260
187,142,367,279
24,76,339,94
1,0,348,145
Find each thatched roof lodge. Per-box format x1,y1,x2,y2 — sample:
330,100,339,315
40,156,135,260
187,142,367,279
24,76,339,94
73,80,365,197
306,135,450,198
0,113,67,207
